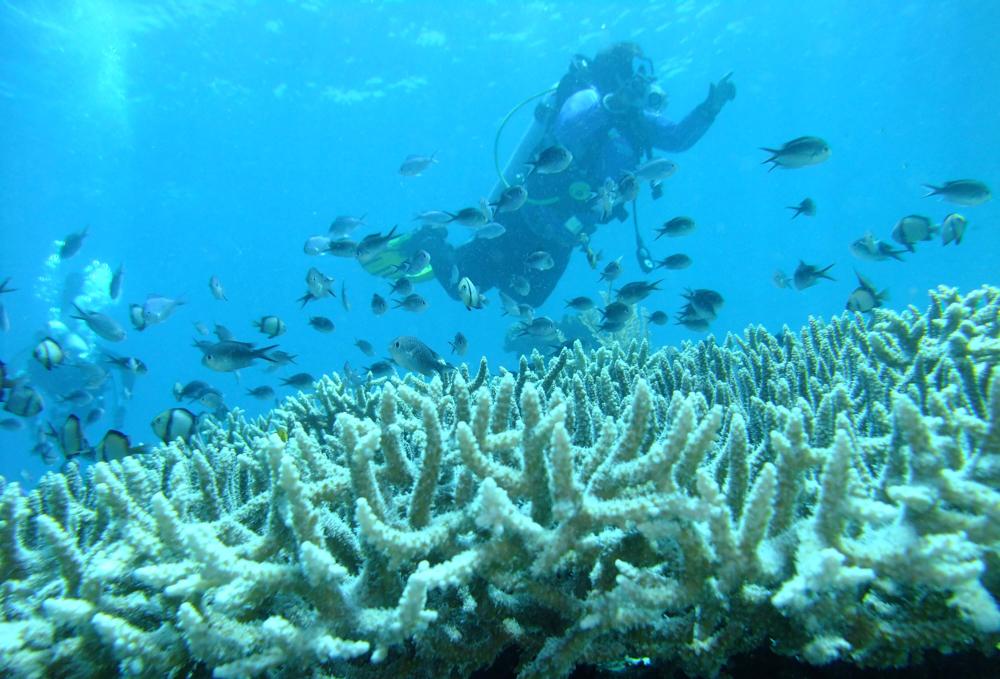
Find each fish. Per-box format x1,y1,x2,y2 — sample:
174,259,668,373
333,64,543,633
646,310,669,325
253,315,286,339
55,414,88,459
445,205,491,228
341,281,351,312
633,158,678,185
198,388,226,411
582,241,601,270
388,336,452,376
565,296,595,311
676,315,712,332
389,278,413,297
449,332,468,356
300,267,336,306
0,278,15,294
458,277,487,310
393,293,428,312
656,253,692,270
201,341,278,372
516,316,557,338
128,304,147,331
616,280,663,305
599,256,624,282
33,337,64,371
71,304,126,342
786,198,816,219
392,250,431,275
170,377,207,403
281,372,316,389
656,216,696,238
365,360,395,379
524,251,555,271
793,261,835,290
0,417,23,431
309,316,335,333
355,225,399,263
772,270,792,289
371,293,388,316
329,214,367,240
214,324,235,341
601,301,632,324
265,350,297,373
491,185,528,213
58,389,94,408
413,210,454,224
846,270,888,313
110,264,125,300
525,145,573,175
96,430,133,462
59,226,88,259
508,275,531,297
599,319,626,333
142,294,185,326
327,239,359,257
3,385,44,417
0,303,7,333
209,275,228,300
399,152,438,176
890,214,936,252
474,223,507,240
617,172,640,203
247,385,275,400
682,289,725,318
760,136,831,171
303,235,331,255
923,179,991,206
193,321,210,335
355,339,376,357
85,407,105,425
941,213,968,246
849,232,906,262
151,407,199,444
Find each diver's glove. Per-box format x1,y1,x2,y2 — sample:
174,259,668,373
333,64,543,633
704,72,736,115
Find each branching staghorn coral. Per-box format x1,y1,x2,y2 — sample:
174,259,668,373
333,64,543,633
1,285,998,678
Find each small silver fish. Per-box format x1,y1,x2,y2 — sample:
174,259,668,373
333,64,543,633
371,293,387,316
849,232,906,262
393,293,428,312
760,137,831,171
413,210,453,224
309,316,335,333
399,152,438,176
281,372,316,389
772,270,792,289
355,225,400,263
656,216,696,238
354,339,375,357
142,294,185,326
524,251,554,271
615,280,663,305
449,332,468,356
786,197,816,219
247,385,275,400
329,214,367,239
599,256,624,282
923,179,991,206
327,239,359,257
446,204,491,228
633,158,678,184
656,253,692,270
202,341,278,372
71,304,126,342
110,264,125,300
565,296,595,311
59,226,89,260
526,145,573,175
941,213,968,246
490,185,528,213
388,336,451,376
793,261,835,290
474,222,506,240
303,235,331,255
508,275,531,297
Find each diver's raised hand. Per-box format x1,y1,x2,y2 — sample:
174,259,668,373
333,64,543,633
705,72,736,114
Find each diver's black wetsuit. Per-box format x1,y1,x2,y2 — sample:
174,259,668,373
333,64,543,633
413,55,730,308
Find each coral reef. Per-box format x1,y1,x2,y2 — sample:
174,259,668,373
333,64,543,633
1,285,998,678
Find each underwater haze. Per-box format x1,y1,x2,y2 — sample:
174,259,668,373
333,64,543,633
1,0,998,483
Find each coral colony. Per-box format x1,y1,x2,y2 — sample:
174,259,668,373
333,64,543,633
1,285,998,677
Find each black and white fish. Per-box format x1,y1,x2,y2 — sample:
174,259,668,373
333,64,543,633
151,407,199,444
388,336,452,377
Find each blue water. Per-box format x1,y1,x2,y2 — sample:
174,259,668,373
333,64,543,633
1,0,998,484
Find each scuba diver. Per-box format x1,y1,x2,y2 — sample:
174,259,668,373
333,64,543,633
381,42,736,307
